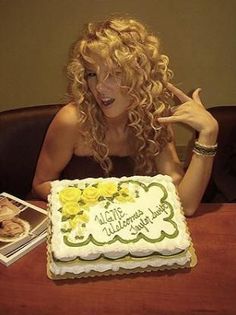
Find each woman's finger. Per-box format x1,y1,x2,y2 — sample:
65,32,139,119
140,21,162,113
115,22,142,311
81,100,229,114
167,83,192,103
192,88,203,105
157,115,183,124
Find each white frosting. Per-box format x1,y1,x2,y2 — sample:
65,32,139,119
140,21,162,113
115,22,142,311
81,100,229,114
48,175,192,276
50,251,192,276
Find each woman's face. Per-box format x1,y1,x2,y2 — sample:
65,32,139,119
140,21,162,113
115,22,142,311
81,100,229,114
85,56,131,119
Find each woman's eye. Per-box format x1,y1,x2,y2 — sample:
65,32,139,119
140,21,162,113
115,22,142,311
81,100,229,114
86,72,96,79
115,71,122,76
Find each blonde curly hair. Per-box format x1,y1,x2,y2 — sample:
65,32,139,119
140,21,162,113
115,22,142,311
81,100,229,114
67,16,173,175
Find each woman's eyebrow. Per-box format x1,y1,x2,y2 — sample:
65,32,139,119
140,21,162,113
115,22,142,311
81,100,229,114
84,68,95,72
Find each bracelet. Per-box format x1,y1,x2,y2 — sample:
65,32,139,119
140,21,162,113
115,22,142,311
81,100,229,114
192,140,218,157
194,140,218,150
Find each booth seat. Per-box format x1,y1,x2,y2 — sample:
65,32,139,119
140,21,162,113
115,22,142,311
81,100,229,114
201,106,236,202
0,104,62,199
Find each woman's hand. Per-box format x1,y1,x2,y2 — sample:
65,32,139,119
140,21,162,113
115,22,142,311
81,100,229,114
157,84,219,215
158,83,218,142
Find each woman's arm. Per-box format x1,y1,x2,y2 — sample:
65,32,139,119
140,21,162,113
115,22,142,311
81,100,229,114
156,84,219,216
32,104,79,200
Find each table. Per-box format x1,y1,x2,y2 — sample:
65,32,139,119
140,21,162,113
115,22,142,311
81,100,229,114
1,203,236,315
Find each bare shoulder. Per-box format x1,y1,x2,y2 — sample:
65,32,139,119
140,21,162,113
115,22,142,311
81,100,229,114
54,102,79,127
43,103,81,149
47,102,82,138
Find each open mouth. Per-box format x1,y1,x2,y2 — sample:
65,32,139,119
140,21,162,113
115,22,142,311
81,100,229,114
100,97,115,107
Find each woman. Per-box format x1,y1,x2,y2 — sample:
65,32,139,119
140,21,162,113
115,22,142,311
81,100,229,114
32,17,218,216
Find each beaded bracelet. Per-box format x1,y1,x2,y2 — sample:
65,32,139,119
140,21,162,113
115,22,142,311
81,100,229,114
193,140,218,157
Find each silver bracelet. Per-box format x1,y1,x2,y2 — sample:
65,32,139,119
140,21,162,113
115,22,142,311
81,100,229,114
193,140,218,157
194,140,218,150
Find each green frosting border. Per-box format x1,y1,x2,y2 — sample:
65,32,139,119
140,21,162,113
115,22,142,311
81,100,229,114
53,249,187,264
62,180,179,247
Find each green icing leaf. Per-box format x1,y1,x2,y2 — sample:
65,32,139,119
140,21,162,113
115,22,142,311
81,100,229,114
104,201,110,209
75,235,84,240
61,228,72,233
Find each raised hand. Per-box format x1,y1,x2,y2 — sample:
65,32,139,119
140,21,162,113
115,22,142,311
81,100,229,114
158,83,218,136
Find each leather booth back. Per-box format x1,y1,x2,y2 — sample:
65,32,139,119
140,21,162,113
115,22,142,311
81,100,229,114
202,106,236,202
0,104,62,199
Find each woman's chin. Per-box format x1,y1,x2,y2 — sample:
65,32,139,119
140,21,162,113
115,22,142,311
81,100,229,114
103,109,128,121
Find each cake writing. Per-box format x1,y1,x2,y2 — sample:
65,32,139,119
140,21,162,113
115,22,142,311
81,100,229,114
59,180,179,246
95,203,169,237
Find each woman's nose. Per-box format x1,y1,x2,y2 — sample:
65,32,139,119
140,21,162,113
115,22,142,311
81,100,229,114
96,80,105,93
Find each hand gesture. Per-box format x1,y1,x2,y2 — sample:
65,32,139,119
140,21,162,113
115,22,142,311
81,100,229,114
158,83,218,135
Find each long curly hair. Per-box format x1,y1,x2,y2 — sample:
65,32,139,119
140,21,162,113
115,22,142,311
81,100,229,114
67,16,173,176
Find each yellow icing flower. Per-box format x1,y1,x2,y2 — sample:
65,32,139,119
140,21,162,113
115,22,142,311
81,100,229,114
82,186,100,204
62,202,81,216
115,187,134,202
59,187,82,204
69,212,88,226
69,215,81,229
79,211,89,223
98,181,118,197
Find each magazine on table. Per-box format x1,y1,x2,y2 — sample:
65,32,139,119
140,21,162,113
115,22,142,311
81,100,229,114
0,192,48,266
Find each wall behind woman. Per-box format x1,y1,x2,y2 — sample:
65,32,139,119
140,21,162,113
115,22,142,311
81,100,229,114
0,0,235,145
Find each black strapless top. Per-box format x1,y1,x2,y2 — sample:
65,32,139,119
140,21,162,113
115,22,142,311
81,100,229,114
60,155,135,180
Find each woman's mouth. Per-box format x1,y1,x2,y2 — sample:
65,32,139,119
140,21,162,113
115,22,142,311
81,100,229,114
100,97,115,107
